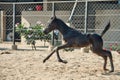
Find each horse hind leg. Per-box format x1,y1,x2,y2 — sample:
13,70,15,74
107,51,114,72
103,56,108,71
102,50,114,72
91,47,114,72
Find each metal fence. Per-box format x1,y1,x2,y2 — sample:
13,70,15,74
0,1,120,50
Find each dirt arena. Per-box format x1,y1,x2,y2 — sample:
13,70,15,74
0,43,120,80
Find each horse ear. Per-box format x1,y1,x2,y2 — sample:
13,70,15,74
53,9,56,18
54,15,56,18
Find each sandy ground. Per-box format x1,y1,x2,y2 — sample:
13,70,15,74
0,43,120,80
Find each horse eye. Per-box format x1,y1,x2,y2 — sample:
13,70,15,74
51,17,53,19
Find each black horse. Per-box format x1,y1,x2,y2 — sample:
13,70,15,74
43,16,114,72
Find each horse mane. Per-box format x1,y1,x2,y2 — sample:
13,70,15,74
56,18,69,28
55,18,81,34
56,18,78,31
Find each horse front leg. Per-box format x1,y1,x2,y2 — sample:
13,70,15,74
56,50,67,64
43,50,56,63
56,44,70,64
43,43,70,63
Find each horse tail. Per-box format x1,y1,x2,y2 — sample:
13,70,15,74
101,21,110,37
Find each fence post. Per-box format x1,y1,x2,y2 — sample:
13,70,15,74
51,2,55,46
12,3,17,50
84,1,88,33
82,1,89,53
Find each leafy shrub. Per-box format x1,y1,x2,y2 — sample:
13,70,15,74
15,23,51,44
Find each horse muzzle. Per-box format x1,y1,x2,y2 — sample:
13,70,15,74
43,30,47,34
43,29,49,34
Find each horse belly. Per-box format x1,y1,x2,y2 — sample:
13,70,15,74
73,39,90,48
78,41,89,47
64,36,90,47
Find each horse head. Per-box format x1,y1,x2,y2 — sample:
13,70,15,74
43,16,58,34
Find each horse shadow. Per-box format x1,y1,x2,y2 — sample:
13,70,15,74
17,48,46,51
102,70,120,75
0,48,9,50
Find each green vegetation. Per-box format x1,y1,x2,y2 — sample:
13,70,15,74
15,23,51,44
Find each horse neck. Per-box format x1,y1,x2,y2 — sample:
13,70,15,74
56,20,70,35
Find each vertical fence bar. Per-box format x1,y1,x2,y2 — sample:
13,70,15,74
13,3,15,45
84,1,88,33
12,3,17,50
51,2,55,46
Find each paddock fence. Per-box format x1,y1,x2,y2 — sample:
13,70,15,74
0,1,120,50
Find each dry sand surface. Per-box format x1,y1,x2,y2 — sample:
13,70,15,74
0,43,120,80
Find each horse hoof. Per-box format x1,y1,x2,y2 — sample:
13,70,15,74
109,70,114,73
63,60,68,64
43,59,46,63
104,68,109,71
58,60,68,64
